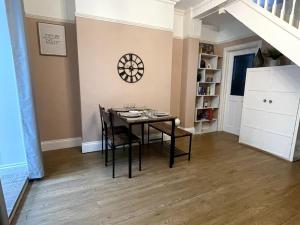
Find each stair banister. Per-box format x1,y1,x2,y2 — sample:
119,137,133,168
280,0,286,20
289,0,297,25
264,0,268,9
271,0,278,15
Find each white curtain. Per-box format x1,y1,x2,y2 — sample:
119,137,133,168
5,0,44,179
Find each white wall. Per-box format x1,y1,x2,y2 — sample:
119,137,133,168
217,18,255,42
173,9,184,38
75,0,177,31
23,0,76,21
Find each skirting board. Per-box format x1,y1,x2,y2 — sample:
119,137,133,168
82,133,171,154
41,137,82,151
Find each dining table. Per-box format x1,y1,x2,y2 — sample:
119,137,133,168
110,108,177,178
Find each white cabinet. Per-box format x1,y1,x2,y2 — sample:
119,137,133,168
239,65,300,161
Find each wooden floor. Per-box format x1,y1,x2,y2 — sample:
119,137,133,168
14,132,300,225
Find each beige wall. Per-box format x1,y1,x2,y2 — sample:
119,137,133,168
25,17,82,141
171,38,183,118
76,17,173,142
180,38,200,128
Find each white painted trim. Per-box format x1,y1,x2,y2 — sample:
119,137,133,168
218,40,263,132
75,13,173,32
41,137,82,151
82,140,103,153
174,8,185,16
25,13,75,23
216,33,257,44
82,133,172,153
156,0,179,5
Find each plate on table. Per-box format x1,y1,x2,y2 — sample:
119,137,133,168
112,108,130,112
121,112,141,118
154,112,169,117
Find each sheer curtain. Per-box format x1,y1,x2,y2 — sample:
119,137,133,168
5,0,44,179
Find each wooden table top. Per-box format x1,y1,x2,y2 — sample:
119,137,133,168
110,108,176,125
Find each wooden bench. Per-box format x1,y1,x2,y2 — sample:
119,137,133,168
148,122,192,160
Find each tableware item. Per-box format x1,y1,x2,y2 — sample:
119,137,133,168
112,108,129,112
154,112,169,117
120,112,141,118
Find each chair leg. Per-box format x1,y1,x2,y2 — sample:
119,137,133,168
188,135,192,161
161,132,164,145
112,146,115,178
139,142,142,171
101,131,104,155
105,135,108,167
147,125,150,144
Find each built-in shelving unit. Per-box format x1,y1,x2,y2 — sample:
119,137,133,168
195,48,222,134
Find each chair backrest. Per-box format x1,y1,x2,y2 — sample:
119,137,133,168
101,110,116,144
99,105,105,131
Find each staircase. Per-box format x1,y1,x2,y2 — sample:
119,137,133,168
223,0,300,65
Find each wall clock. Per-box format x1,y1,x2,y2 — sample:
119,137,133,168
117,53,144,83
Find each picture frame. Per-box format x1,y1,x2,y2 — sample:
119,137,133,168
38,22,67,57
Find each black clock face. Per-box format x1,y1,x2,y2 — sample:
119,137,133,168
117,53,144,83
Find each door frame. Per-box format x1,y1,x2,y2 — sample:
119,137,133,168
218,40,262,132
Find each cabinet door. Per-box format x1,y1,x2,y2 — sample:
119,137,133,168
267,92,300,116
263,132,292,160
271,67,300,93
264,113,297,137
246,69,272,91
239,126,264,150
243,90,268,111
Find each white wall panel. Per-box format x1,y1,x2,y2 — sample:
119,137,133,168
75,0,176,30
23,0,76,21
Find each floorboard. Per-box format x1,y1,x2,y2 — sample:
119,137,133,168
13,132,300,225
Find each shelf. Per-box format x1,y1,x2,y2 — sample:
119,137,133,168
196,95,218,97
200,53,222,58
196,107,219,110
198,81,220,84
198,68,221,71
195,118,217,123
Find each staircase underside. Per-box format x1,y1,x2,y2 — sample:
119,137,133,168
224,0,300,66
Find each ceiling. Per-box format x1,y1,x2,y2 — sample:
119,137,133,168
202,12,237,28
175,0,204,10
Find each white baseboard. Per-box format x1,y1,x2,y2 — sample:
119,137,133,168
82,140,104,153
41,137,82,151
82,133,171,154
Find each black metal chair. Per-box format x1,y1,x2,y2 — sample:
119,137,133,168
99,105,127,156
102,110,142,178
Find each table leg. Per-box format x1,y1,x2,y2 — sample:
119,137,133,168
141,123,144,145
128,124,132,178
170,119,175,168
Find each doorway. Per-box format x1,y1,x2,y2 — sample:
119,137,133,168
220,41,262,135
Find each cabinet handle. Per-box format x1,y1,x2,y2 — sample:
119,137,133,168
269,100,273,104
263,99,267,103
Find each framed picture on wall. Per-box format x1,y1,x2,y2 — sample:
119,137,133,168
38,22,67,56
